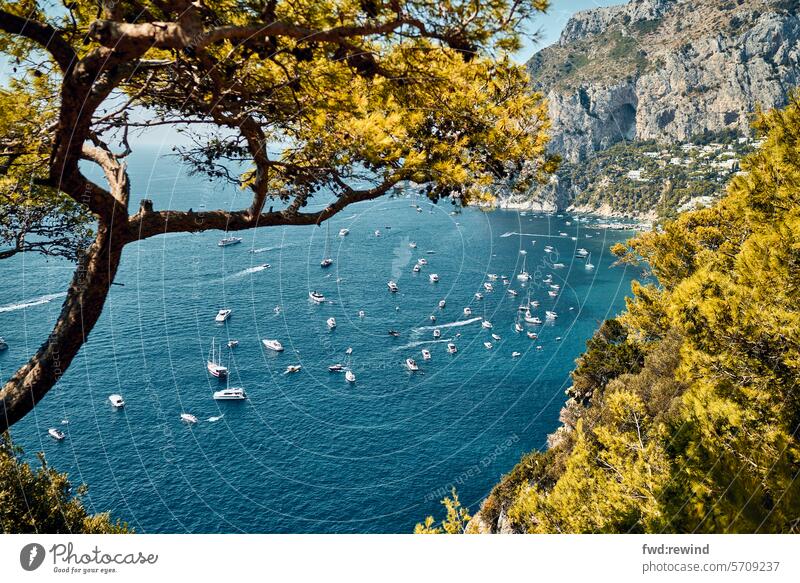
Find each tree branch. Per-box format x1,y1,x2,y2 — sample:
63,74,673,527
0,9,77,72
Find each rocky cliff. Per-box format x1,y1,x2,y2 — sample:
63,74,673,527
528,0,800,163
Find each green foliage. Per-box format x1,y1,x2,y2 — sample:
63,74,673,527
475,95,800,534
414,488,472,534
0,434,128,533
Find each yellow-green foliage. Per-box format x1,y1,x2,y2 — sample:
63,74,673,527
414,488,472,534
488,95,800,534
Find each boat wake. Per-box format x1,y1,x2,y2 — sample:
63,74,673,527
230,264,270,278
412,316,482,335
250,245,286,254
500,232,516,238
0,292,67,313
394,338,454,351
207,415,225,423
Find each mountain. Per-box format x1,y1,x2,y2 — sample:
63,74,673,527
529,0,800,163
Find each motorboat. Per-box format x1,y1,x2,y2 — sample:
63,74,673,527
555,337,562,342
433,329,441,339
358,310,365,318
508,289,518,296
474,293,483,300
463,307,472,316
531,300,540,308
207,338,228,378
483,341,493,349
527,332,538,339
518,305,530,311
545,311,558,320
543,245,554,253
413,264,421,273
548,290,558,297
218,236,242,247
339,228,350,237
576,248,589,257
108,394,125,408
492,334,501,341
447,343,457,354
327,317,337,329
483,282,493,292
345,347,353,355
585,253,595,270
329,364,345,372
524,311,542,325
417,258,428,266
180,413,198,424
48,428,66,440
215,309,232,323
515,322,524,333
387,280,399,293
405,358,419,371
550,284,561,290
487,274,498,281
438,300,446,309
429,315,436,322
519,249,527,255
512,351,521,358
374,229,381,237
388,330,400,337
516,272,531,281
345,370,356,383
285,365,302,373
429,273,439,283
409,242,417,248
482,320,493,329
227,340,239,348
320,258,333,268
309,291,326,303
421,349,432,360
553,263,566,268
0,337,7,351
262,338,284,351
213,387,247,400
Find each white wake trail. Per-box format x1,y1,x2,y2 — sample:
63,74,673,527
0,292,67,313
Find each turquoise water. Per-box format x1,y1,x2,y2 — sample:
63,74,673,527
0,151,639,533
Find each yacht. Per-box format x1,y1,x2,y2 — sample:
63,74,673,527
543,245,554,253
585,253,595,270
524,311,542,325
474,292,483,300
339,228,350,237
527,331,538,339
358,310,365,318
218,236,243,247
108,394,125,408
180,413,198,424
213,387,247,400
227,340,239,348
433,329,441,339
576,248,589,257
374,229,381,237
417,258,428,266
492,334,501,341
548,290,559,297
463,307,472,316
285,365,302,373
48,428,66,441
550,284,561,290
447,343,457,354
545,311,558,320
516,272,531,281
207,338,228,378
421,349,432,361
345,370,356,383
438,299,446,309
553,263,566,268
519,249,527,255
482,320,493,329
345,347,353,355
0,337,7,351
530,300,541,308
328,364,345,372
387,280,399,293
483,282,493,292
556,337,562,342
483,341,493,349
508,289,518,296
388,330,400,337
413,264,421,273
405,358,419,371
262,338,284,352
512,351,521,358
429,273,439,283
215,309,232,323
514,322,524,333
309,291,326,303
409,242,417,249
320,258,333,268
487,274,498,281
327,317,337,329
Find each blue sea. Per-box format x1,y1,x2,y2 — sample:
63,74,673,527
0,149,640,533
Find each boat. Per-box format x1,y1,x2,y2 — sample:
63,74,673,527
524,311,542,325
0,337,6,351
429,273,439,283
409,242,417,248
482,320,493,329
576,248,589,257
412,264,421,273
274,306,282,314
207,338,228,378
433,329,441,339
508,289,518,296
327,317,337,329
555,337,562,342
108,394,125,408
387,280,399,292
285,365,302,373
320,258,333,268
483,282,493,292
474,293,483,300
213,387,247,400
550,284,561,290
328,364,345,372
447,343,457,354
215,309,232,323
345,370,356,383
463,307,472,316
388,330,400,337
358,310,365,318
421,349,431,361
492,334,501,341
429,315,436,322
339,228,350,237
218,236,242,247
405,358,419,371
483,341,493,349
374,229,381,237
548,290,558,297
512,351,521,358
345,347,353,355
309,291,325,303
516,272,530,281
545,311,558,320
487,274,498,281
262,338,284,351
527,332,538,339
48,428,66,440
438,300,446,309
553,263,566,268
227,340,239,348
544,245,554,253
519,249,527,255
530,300,540,308
180,413,198,424
514,322,524,333
585,253,595,270
417,258,428,266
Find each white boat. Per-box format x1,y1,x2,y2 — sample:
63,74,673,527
345,370,356,383
226,340,239,349
309,291,325,303
358,310,365,318
524,311,542,325
207,338,228,378
531,300,541,308
429,273,439,283
474,292,483,300
548,290,558,297
421,349,432,361
516,272,531,281
48,428,66,440
374,229,381,237
387,280,399,292
550,284,561,290
339,228,350,237
328,364,345,372
108,394,125,408
218,236,242,247
345,347,353,355
508,289,518,296
544,245,554,253
409,242,417,248
483,341,493,349
576,248,589,256
180,413,198,424
405,358,419,371
429,315,436,322
438,299,446,309
556,337,562,342
492,334,501,341
483,282,493,292
487,274,498,281
482,320,493,329
585,253,595,270
519,249,527,255
412,264,421,273
463,307,472,316
553,263,566,269
320,258,333,268
447,343,457,354
327,317,337,329
527,332,538,340
285,365,302,373
433,329,441,339
215,309,232,323
512,351,521,358
417,258,428,266
0,337,7,351
545,311,558,320
514,322,524,333
262,338,284,352
213,387,247,400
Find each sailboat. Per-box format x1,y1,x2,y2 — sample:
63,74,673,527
207,338,228,378
320,223,333,267
585,252,595,270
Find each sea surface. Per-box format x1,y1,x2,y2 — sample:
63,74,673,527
0,149,641,533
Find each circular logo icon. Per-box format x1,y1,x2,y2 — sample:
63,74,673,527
20,543,46,571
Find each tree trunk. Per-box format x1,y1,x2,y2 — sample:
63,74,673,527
0,219,123,432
